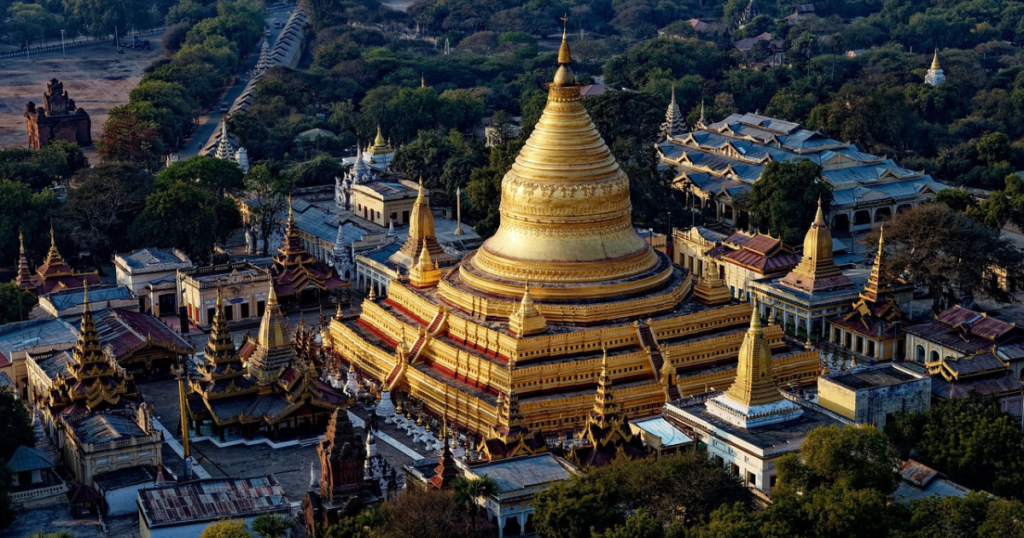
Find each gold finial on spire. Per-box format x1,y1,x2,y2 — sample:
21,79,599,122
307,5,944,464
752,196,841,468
50,221,56,249
814,196,825,225
18,227,25,255
557,13,572,66
82,280,90,312
931,48,940,70
374,123,386,147
216,285,223,308
416,175,425,203
420,73,425,88
267,280,278,306
288,192,294,220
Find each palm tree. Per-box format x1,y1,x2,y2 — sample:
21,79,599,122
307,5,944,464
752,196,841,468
452,475,499,532
250,513,293,538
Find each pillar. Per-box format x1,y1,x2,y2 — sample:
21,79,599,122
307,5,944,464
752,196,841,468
498,515,508,538
517,512,528,536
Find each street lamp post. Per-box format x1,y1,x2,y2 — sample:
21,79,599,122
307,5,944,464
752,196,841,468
60,29,66,58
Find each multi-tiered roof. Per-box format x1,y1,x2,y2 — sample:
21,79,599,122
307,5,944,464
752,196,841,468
270,196,348,299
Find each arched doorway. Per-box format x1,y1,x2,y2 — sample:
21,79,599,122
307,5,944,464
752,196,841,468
874,207,892,223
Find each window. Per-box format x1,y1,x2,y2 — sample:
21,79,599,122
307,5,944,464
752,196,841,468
257,300,266,317
769,475,778,488
746,471,756,485
731,463,740,476
224,304,234,321
240,303,250,319
915,345,924,362
207,307,216,324
930,350,939,363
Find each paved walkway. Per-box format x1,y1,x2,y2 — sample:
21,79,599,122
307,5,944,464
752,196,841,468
152,417,213,479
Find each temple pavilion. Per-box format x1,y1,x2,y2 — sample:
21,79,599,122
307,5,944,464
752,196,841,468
185,285,347,443
326,31,820,439
16,226,99,296
271,197,349,306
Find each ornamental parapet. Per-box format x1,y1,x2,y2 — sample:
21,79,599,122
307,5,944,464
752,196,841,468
674,350,819,397
438,267,691,323
512,350,649,395
649,303,753,340
662,325,785,367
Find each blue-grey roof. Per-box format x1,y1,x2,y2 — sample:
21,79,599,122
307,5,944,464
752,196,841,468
68,413,147,444
46,285,134,311
631,417,693,447
0,318,77,365
7,445,54,472
116,248,192,271
365,242,403,264
467,454,576,494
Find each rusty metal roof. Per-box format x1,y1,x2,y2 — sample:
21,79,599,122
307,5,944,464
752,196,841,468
138,476,288,528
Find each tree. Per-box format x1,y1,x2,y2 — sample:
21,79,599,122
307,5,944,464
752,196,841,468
452,476,498,532
0,180,57,266
98,105,162,167
157,156,244,196
534,453,750,538
749,159,833,245
6,2,58,46
874,203,1023,311
63,163,153,253
200,519,250,538
68,0,154,39
0,387,33,460
130,181,240,264
774,425,901,495
250,514,292,538
243,165,289,256
370,488,491,538
885,392,1024,500
281,155,346,189
0,283,38,325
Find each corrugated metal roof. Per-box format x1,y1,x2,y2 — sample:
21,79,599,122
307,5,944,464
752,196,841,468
468,454,576,493
7,445,54,472
630,417,693,447
139,476,288,527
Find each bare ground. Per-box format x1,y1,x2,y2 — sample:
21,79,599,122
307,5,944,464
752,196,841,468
0,39,164,150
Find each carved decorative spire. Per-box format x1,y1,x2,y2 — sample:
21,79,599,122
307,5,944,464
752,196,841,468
662,83,686,138
779,196,852,292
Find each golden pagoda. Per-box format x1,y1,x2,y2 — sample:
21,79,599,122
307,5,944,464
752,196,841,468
693,259,731,306
271,196,348,304
705,305,803,428
327,28,820,438
779,198,852,292
190,288,255,401
567,349,647,467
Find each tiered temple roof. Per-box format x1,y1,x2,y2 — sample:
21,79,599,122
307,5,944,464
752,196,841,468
830,226,905,340
16,226,100,296
657,112,945,215
46,286,140,416
567,350,648,467
270,196,348,299
186,282,347,441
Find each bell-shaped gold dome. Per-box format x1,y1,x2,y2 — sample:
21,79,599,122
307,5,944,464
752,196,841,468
459,31,664,300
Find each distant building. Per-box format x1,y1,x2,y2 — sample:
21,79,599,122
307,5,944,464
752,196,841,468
138,476,290,538
906,305,1024,419
784,4,815,23
178,260,272,328
6,445,67,508
925,49,946,86
269,197,348,307
58,406,163,487
38,285,137,319
93,464,174,516
24,78,92,149
895,459,969,503
705,230,802,301
629,416,697,459
114,248,194,317
817,364,931,430
0,317,77,398
657,112,945,233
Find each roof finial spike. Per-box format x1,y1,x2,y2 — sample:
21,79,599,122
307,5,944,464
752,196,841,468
750,298,761,332
82,280,90,311
557,13,572,66
931,47,940,70
671,83,676,104
288,192,294,220
18,227,25,254
267,279,278,306
814,196,825,225
216,285,223,308
49,220,56,249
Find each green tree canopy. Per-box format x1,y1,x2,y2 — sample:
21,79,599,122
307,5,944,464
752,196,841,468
885,392,1024,499
157,156,244,195
749,159,833,245
0,283,37,325
200,518,250,538
129,181,239,263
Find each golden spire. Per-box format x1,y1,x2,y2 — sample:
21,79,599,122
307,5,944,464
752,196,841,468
374,123,386,147
415,175,425,204
400,176,438,260
82,280,89,312
931,48,940,70
19,228,25,255
367,282,377,301
44,221,64,265
779,195,851,292
721,303,781,407
418,242,433,270
268,280,278,306
288,193,294,221
420,73,425,88
462,26,661,301
553,14,575,87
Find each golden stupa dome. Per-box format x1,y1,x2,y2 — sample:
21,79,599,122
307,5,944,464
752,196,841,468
721,305,782,407
457,29,666,301
802,198,833,263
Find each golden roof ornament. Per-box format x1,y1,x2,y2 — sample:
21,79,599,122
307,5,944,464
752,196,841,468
374,123,386,147
931,48,940,70
554,14,575,87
